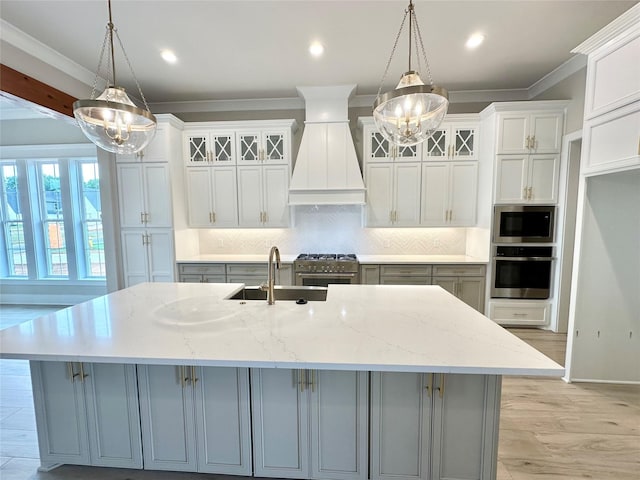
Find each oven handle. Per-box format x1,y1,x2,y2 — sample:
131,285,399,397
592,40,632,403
296,273,358,279
494,256,554,261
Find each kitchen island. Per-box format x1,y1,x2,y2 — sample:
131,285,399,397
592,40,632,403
0,283,563,480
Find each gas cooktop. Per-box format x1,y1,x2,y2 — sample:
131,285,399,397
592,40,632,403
295,253,357,261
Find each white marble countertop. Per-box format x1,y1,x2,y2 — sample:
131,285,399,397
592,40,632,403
357,255,488,264
0,283,562,376
176,254,298,263
176,254,488,264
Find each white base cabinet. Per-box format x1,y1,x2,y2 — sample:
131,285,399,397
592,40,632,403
137,365,252,475
251,368,368,480
370,372,501,480
30,361,142,469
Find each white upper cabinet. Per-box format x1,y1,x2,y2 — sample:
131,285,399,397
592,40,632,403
117,125,169,163
422,116,479,161
117,163,173,228
495,154,559,204
421,162,477,226
496,112,564,155
583,25,640,119
359,120,421,163
237,129,290,165
184,130,236,165
365,162,422,227
237,165,290,227
186,167,238,227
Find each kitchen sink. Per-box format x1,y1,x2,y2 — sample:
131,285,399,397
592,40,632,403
227,285,328,302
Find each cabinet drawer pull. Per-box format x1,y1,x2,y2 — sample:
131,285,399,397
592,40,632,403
512,312,528,317
425,373,433,397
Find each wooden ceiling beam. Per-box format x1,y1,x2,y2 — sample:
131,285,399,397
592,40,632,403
0,64,77,118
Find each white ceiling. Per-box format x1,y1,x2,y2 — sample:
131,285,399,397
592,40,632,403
0,0,637,107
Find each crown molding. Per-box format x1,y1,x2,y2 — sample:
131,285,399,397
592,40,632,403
571,3,640,55
528,54,587,99
0,19,102,89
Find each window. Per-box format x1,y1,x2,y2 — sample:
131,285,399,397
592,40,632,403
78,161,105,277
0,163,28,277
0,155,105,282
37,162,68,277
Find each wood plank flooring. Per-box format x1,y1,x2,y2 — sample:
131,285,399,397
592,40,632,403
0,309,638,479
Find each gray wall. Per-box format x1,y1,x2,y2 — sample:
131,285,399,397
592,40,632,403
0,117,89,146
532,68,587,134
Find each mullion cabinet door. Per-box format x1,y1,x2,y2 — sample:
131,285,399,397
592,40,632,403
185,131,211,165
237,132,261,164
262,130,287,163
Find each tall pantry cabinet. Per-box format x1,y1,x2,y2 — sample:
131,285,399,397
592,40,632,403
565,4,640,383
116,115,183,287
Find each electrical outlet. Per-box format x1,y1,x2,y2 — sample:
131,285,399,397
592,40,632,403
432,238,441,248
383,239,391,248
217,238,224,248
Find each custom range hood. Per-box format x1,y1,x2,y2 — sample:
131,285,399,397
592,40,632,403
289,85,365,205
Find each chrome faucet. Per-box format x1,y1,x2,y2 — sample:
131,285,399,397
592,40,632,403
261,246,281,305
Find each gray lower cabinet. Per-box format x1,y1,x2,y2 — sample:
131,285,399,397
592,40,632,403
370,372,500,480
379,265,432,285
178,264,226,283
178,262,293,286
251,368,368,480
432,264,486,313
137,365,251,475
30,361,142,469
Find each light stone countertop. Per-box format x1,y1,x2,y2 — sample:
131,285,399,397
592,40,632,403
176,254,488,264
0,283,562,376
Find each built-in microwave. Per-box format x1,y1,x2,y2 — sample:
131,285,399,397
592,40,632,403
493,205,555,243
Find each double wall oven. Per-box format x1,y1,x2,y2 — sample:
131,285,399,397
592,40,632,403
294,254,359,287
491,205,555,300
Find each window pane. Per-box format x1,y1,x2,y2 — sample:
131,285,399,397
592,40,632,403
79,161,105,278
39,162,68,277
1,164,28,277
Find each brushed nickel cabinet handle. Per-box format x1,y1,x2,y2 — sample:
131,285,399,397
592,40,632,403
140,212,145,224
79,363,88,382
212,212,216,223
144,212,149,224
299,369,306,392
68,362,80,383
309,370,316,392
425,373,433,397
439,374,445,398
191,366,198,385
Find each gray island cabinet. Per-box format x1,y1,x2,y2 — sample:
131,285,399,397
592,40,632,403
0,283,563,480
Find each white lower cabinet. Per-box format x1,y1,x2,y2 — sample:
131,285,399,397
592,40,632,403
251,368,368,480
370,372,500,480
121,229,175,287
488,300,551,327
30,361,142,469
137,365,252,475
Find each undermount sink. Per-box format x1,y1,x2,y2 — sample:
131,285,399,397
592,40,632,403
227,285,328,302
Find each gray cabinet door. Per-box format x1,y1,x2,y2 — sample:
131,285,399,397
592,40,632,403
137,365,197,472
371,373,500,480
31,361,142,469
370,372,431,480
194,367,252,475
430,374,501,480
251,368,310,478
31,361,90,466
84,363,142,468
310,370,368,480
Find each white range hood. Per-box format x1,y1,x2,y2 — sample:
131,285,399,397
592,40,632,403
289,85,365,205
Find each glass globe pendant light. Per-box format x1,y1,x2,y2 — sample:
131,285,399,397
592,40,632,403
73,0,156,154
373,0,448,147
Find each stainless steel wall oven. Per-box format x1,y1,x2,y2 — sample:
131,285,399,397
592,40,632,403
493,205,555,243
491,246,553,299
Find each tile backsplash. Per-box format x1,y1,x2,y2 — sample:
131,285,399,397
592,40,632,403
198,205,468,254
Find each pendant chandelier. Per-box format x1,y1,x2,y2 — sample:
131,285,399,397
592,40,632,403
73,0,156,154
373,0,448,147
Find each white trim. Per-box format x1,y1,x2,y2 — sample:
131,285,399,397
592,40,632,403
150,97,305,113
0,19,104,90
0,143,97,159
448,89,529,103
528,55,587,99
571,3,640,55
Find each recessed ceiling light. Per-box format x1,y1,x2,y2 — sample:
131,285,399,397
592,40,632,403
309,41,324,58
161,50,177,64
465,33,485,49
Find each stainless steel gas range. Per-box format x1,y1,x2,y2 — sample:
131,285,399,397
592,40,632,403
293,254,359,287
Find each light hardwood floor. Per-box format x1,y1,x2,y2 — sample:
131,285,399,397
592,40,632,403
0,308,638,480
